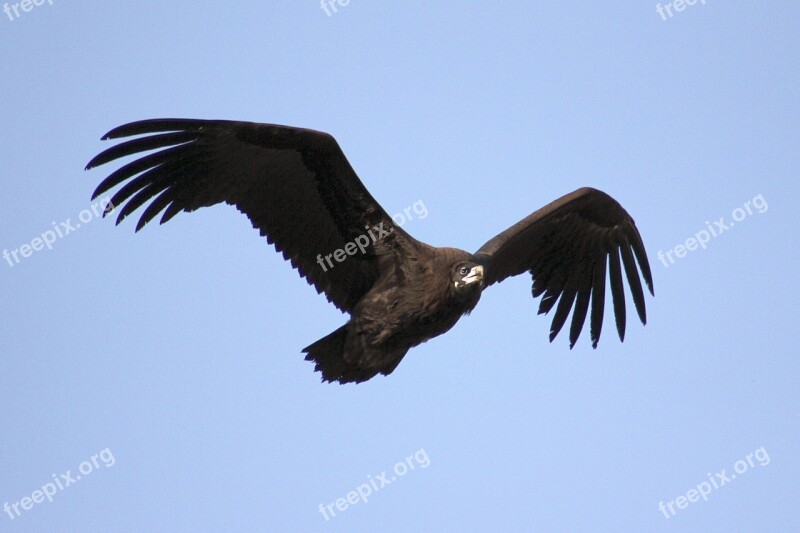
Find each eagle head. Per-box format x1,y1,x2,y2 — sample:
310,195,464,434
452,262,484,290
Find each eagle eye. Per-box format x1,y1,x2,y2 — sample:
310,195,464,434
458,266,470,276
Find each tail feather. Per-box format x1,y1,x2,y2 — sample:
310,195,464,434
302,325,380,384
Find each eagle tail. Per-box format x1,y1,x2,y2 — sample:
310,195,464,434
303,325,379,384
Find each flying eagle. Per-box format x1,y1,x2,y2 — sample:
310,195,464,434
86,119,654,384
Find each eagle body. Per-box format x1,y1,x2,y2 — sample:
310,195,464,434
308,244,484,383
86,119,654,384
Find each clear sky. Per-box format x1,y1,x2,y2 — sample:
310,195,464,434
1,2,798,531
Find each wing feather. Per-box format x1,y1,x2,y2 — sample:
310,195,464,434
86,118,418,312
608,246,626,342
590,256,607,347
475,187,653,347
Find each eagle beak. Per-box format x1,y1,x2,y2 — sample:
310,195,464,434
462,265,484,286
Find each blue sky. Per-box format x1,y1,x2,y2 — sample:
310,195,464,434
1,2,798,531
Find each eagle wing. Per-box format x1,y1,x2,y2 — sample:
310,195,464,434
85,118,413,313
474,187,654,348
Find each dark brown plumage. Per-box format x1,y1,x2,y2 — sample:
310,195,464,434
85,118,654,384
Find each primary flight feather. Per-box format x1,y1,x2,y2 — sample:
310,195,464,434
86,118,654,384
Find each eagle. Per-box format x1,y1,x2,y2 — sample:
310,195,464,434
85,119,654,384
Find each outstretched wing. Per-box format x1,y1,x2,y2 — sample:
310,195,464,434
85,118,414,312
474,187,654,348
